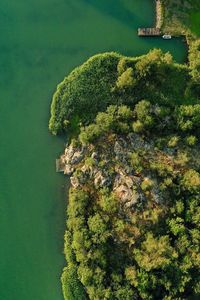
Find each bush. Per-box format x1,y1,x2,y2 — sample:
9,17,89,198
61,265,87,300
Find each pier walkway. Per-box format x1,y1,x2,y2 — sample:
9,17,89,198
138,28,161,36
138,0,162,37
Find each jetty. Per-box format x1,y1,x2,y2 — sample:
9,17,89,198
138,28,160,36
138,0,162,37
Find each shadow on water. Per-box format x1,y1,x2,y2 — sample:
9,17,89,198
81,0,143,29
73,0,187,62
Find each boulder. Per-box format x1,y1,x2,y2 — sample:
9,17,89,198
64,165,74,176
71,151,84,164
64,144,86,165
115,184,140,205
91,152,98,160
94,171,111,188
64,144,75,162
70,176,80,188
125,191,140,208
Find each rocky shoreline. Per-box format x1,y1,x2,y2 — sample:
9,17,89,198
57,132,170,209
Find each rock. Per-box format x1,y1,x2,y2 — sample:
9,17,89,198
124,176,134,188
60,154,66,164
64,144,75,162
132,176,141,185
124,165,133,174
94,171,111,188
64,144,86,165
115,185,131,202
92,167,99,176
91,152,98,160
113,173,135,189
125,191,140,208
101,177,111,187
70,176,80,188
115,185,140,205
113,172,141,205
152,186,163,204
81,165,88,173
164,147,176,156
71,151,84,164
64,165,74,176
94,171,104,187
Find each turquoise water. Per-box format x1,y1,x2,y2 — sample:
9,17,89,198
0,1,187,300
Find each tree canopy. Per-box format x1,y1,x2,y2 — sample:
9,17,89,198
50,48,200,300
49,49,199,135
61,102,200,300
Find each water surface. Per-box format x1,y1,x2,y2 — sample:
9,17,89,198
0,1,187,300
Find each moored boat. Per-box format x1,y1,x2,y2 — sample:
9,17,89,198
162,34,172,39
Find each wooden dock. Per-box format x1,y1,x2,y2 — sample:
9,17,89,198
138,28,161,36
56,158,65,172
138,0,162,37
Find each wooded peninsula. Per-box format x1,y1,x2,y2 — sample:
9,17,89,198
49,1,200,299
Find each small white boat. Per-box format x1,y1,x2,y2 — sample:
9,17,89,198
162,34,172,39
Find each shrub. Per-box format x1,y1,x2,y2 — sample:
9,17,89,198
61,265,87,300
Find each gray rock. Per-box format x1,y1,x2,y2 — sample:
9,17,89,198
115,184,140,205
94,171,111,188
81,165,88,173
64,144,86,165
70,176,80,188
71,151,84,164
64,144,75,162
125,191,140,208
94,171,104,187
132,176,141,185
91,152,98,160
64,165,74,176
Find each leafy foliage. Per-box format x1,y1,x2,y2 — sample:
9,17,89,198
61,265,87,300
49,50,199,135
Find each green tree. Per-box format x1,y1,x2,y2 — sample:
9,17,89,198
116,67,136,89
134,233,176,271
181,169,200,193
61,265,87,300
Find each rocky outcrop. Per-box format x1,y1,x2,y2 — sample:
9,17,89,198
59,144,86,176
57,132,166,208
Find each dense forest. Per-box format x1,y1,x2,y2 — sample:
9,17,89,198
49,49,200,136
59,102,200,300
49,47,200,299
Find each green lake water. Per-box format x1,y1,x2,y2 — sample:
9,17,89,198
0,1,187,300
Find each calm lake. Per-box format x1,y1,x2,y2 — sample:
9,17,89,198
0,1,187,299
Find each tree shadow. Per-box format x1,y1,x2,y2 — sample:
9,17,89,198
80,0,148,30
